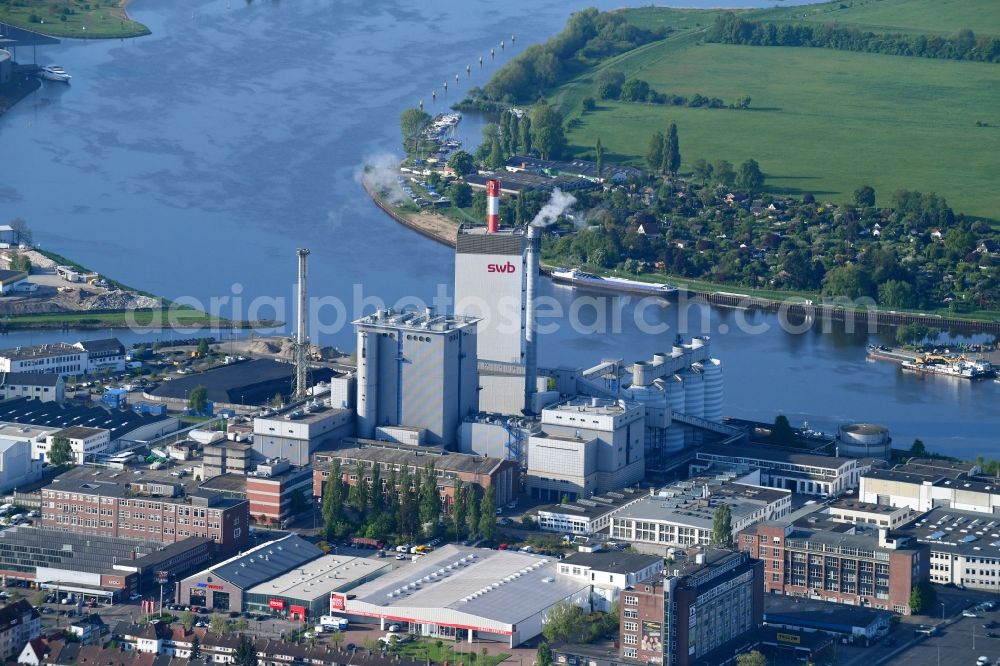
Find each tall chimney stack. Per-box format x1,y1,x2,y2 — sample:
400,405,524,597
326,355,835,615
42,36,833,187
487,179,501,233
294,248,310,399
524,225,540,414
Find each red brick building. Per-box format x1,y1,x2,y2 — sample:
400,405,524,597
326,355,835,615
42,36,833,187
40,468,249,554
245,462,313,526
313,443,519,508
619,549,763,666
739,520,928,615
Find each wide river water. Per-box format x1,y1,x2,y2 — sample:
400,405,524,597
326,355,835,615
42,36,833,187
1,0,997,460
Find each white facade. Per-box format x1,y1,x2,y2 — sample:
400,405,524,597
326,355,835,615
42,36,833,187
860,471,1000,514
0,339,124,378
454,228,525,365
38,427,110,464
694,444,865,496
557,554,663,612
526,397,645,502
0,436,43,493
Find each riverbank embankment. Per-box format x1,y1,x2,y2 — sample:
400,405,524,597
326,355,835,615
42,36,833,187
363,177,1000,335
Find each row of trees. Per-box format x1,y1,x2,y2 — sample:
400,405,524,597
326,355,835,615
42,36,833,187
320,459,498,544
477,9,666,104
595,69,738,109
708,13,1000,63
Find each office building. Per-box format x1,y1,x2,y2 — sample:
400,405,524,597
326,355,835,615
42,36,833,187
619,549,763,666
454,225,526,365
0,373,64,404
611,480,791,555
739,518,928,615
202,441,251,478
39,466,249,553
824,498,914,530
37,426,110,464
860,465,1000,514
692,442,869,496
355,308,478,447
894,506,1000,591
533,488,647,536
0,338,124,378
253,401,354,466
245,459,313,525
526,397,645,502
558,551,663,612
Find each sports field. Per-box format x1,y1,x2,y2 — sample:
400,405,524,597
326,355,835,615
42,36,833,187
556,0,1000,219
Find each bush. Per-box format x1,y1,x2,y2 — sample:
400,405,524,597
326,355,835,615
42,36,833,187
581,97,596,112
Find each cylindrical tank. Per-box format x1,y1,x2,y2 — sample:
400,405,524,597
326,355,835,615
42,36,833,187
837,423,891,459
632,361,651,387
663,374,686,453
699,358,724,422
356,330,378,438
682,369,704,418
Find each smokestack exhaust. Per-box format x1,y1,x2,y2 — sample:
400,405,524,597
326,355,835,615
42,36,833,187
294,248,310,399
524,225,540,414
487,179,501,233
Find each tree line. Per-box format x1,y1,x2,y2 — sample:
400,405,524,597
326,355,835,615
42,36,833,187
469,8,666,105
592,69,748,110
707,13,1000,63
320,459,498,545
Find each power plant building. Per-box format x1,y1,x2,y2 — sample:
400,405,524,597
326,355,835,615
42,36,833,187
454,225,525,365
525,397,644,502
355,309,479,448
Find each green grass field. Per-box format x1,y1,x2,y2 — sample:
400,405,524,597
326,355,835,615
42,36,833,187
756,0,1000,36
556,1,1000,219
0,0,149,39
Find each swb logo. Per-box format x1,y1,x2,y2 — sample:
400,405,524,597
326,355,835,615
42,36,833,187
487,261,517,274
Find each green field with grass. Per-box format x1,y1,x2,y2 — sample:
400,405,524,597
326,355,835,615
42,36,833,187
0,307,234,329
756,0,1000,36
554,1,1000,219
0,0,149,39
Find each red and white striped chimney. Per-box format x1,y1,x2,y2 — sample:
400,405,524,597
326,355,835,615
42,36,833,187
486,179,501,233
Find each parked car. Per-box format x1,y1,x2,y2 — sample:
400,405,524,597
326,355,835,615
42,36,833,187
387,624,401,632
964,610,980,618
128,593,141,602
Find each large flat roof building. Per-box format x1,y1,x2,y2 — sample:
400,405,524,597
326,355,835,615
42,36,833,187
0,397,177,448
245,553,391,619
860,466,1000,514
341,544,591,647
693,442,869,496
177,534,323,618
894,506,1000,592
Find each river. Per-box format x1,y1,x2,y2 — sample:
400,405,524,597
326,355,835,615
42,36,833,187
1,0,997,460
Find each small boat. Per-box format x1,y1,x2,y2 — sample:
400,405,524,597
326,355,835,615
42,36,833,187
39,65,71,82
551,268,678,297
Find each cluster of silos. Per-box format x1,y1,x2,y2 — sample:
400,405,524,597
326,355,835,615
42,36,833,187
624,337,724,455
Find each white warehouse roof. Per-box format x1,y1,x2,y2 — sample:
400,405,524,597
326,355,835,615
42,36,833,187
344,545,589,635
247,554,391,601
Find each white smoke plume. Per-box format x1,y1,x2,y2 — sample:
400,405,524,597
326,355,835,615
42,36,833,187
530,188,576,227
357,152,405,205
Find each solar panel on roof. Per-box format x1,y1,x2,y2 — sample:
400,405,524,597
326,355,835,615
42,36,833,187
929,531,946,540
960,535,978,543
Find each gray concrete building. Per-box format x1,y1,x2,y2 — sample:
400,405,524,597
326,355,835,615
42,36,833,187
526,397,644,502
253,402,354,466
355,308,478,448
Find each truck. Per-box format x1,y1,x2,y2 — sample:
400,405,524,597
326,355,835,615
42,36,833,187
350,537,384,550
320,616,349,630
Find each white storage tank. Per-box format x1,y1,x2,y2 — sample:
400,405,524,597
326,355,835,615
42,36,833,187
698,358,724,423
663,374,686,453
837,423,891,459
682,369,704,419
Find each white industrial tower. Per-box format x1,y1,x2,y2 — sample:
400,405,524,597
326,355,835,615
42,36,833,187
294,248,310,399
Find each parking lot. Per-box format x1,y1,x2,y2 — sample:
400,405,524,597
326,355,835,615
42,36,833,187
884,600,1000,666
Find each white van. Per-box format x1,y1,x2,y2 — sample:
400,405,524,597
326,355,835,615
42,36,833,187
320,616,348,630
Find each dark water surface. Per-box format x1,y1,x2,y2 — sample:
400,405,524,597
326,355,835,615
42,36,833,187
1,0,996,460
